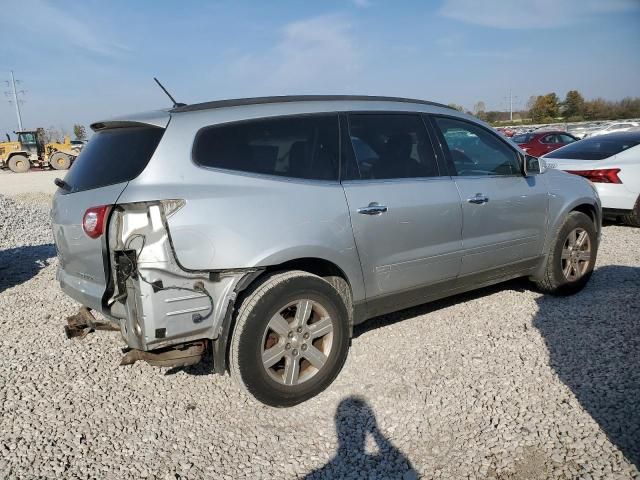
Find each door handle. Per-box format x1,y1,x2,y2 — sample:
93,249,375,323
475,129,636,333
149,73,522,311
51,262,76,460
358,202,388,215
467,193,489,204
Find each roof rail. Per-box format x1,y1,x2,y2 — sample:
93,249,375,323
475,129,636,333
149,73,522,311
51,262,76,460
170,95,454,113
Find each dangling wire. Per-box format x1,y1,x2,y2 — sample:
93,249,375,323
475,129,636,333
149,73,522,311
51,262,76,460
120,236,214,321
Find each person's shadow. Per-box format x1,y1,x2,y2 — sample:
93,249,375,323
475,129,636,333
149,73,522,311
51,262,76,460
305,396,419,479
533,265,640,467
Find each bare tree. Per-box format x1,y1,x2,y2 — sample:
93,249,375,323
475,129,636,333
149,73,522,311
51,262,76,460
73,124,87,141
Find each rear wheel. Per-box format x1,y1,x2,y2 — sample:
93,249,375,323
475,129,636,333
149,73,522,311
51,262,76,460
622,196,640,227
229,271,350,407
50,152,72,170
535,211,597,295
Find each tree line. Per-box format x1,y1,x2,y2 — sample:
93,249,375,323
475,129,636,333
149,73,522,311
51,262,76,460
35,124,87,144
449,91,640,125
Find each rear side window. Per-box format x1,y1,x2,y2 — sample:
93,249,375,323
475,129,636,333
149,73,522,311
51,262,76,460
63,126,164,193
434,117,520,176
347,114,439,180
194,115,339,181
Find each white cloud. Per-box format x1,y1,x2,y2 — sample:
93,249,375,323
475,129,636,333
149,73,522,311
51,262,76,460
439,0,639,29
0,0,128,56
228,15,362,93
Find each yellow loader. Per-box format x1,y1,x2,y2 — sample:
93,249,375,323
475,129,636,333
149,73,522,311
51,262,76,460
0,130,83,173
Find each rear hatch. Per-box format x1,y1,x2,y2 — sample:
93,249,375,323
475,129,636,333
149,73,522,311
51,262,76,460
51,114,168,312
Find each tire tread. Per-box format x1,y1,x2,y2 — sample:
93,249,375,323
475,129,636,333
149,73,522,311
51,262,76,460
229,270,335,402
535,211,596,295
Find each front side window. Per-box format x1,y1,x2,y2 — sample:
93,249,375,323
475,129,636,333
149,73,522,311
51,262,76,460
434,117,520,176
194,115,339,181
347,114,438,180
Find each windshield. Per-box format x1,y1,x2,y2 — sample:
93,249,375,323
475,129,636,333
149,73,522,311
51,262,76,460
545,135,640,160
18,132,37,144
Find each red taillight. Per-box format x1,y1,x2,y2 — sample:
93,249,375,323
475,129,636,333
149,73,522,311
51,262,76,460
82,205,111,239
564,168,622,184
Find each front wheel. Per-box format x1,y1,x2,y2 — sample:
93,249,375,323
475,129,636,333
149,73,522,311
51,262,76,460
50,152,72,170
229,271,350,407
535,211,598,295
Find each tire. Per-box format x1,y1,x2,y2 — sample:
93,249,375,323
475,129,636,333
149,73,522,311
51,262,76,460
229,271,350,407
535,211,598,295
621,196,640,227
8,155,30,173
50,152,71,170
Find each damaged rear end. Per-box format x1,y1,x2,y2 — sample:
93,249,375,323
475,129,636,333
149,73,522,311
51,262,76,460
51,111,252,369
104,199,253,367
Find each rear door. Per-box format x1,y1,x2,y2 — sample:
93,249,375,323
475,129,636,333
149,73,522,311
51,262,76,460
51,123,166,312
341,113,463,305
429,115,548,277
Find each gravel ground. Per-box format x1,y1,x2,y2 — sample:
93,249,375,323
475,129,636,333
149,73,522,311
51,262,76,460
1,193,639,479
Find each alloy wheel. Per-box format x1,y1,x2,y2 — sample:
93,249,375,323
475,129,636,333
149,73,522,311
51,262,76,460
561,227,591,281
261,299,334,386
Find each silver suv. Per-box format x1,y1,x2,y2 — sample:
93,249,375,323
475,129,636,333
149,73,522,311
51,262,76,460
52,96,601,406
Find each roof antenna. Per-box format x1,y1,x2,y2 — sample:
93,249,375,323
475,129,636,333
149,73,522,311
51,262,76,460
153,77,186,108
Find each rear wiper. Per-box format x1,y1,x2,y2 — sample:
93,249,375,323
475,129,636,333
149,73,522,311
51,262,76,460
54,178,72,192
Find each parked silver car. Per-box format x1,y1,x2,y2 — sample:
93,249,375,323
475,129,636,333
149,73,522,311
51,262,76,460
51,96,601,406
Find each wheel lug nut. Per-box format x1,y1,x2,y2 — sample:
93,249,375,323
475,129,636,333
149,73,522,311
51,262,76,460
296,327,303,333
285,343,291,350
301,344,307,351
292,349,299,356
287,331,294,338
303,333,309,340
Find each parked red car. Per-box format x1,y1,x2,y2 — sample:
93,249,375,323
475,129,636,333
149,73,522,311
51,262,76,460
512,130,579,157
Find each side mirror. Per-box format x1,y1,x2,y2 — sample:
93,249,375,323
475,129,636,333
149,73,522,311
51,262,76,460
523,154,546,176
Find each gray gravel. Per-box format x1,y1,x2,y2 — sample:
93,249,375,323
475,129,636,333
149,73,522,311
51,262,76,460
1,193,639,479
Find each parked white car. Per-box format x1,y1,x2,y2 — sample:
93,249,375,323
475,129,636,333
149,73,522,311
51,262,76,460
544,132,640,226
587,121,639,138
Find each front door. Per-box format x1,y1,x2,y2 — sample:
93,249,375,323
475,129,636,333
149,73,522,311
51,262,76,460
341,113,463,303
430,115,548,276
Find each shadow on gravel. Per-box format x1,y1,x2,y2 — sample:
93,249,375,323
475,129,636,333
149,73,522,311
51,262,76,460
0,244,56,294
354,277,530,338
164,354,215,376
305,396,418,479
534,265,640,468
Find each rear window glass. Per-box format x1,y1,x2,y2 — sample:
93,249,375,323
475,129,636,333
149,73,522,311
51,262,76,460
194,115,339,181
545,135,640,160
63,126,164,193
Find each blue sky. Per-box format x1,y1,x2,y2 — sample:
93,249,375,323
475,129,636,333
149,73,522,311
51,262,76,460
0,0,639,134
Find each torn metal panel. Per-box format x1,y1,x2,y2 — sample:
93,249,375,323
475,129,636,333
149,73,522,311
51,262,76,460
105,202,252,351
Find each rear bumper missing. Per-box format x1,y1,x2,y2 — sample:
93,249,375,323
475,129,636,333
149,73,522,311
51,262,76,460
60,201,263,370
104,203,259,353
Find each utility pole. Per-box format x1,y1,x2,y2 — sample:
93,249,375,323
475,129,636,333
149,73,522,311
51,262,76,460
509,89,513,122
503,89,519,123
6,71,25,131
